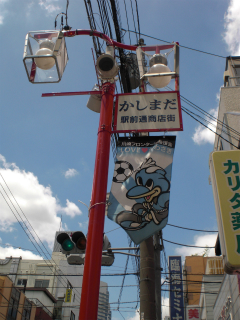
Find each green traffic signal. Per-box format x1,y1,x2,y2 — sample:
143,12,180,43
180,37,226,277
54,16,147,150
62,238,75,251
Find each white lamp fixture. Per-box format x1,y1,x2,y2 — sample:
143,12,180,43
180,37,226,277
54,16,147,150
86,84,102,113
23,30,68,83
147,54,172,88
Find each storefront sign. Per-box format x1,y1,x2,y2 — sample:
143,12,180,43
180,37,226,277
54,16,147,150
169,256,184,320
113,91,183,133
210,150,240,273
186,305,200,320
65,289,72,303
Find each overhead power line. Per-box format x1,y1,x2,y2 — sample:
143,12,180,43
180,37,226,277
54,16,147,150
182,107,239,149
163,238,215,248
121,28,226,58
167,223,218,233
0,173,82,301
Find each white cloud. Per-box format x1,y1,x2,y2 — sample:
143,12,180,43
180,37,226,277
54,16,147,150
162,296,170,319
0,154,81,249
175,233,217,257
126,311,140,320
124,300,169,320
0,0,60,25
0,245,43,260
60,199,82,218
192,108,218,145
38,0,60,14
224,0,240,55
64,168,79,179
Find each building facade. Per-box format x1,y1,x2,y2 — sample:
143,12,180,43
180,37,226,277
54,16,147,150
0,231,111,320
183,256,224,320
0,275,54,320
208,56,240,320
213,56,240,152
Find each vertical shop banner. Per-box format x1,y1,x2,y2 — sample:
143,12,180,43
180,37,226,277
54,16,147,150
210,150,240,273
107,136,176,244
169,256,184,320
65,289,72,303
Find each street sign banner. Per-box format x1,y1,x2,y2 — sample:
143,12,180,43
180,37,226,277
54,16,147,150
210,150,240,273
65,289,72,303
107,135,176,244
169,256,184,320
113,91,183,133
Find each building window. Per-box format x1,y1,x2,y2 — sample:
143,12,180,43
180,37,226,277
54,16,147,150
7,287,20,320
22,299,32,320
17,279,27,286
70,311,75,320
34,279,49,288
233,65,240,86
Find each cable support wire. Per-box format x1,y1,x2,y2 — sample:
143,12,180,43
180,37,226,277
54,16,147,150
0,290,24,318
2,293,219,310
1,272,138,277
181,101,240,143
121,29,226,59
123,0,131,45
162,85,240,143
117,238,132,310
181,107,239,149
0,284,139,290
163,238,214,248
154,84,240,149
167,223,218,233
129,0,138,43
97,0,113,40
0,173,82,301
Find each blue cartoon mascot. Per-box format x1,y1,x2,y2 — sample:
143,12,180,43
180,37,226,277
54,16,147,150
116,158,170,230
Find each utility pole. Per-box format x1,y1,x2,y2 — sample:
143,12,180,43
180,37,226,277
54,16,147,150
139,37,156,320
140,236,156,320
153,231,163,320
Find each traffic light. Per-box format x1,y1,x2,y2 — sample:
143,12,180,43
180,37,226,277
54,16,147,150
56,231,114,266
57,231,87,265
57,231,86,254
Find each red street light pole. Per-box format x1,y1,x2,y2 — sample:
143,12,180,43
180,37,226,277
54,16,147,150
28,29,179,319
79,81,115,320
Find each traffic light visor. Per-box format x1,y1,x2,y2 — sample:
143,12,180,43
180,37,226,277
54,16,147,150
72,231,86,250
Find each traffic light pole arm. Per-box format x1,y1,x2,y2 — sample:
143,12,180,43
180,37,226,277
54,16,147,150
104,251,140,257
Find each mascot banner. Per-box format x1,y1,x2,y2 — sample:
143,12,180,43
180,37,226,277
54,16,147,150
107,136,176,244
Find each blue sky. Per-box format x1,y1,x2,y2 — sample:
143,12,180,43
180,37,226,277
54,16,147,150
0,0,240,319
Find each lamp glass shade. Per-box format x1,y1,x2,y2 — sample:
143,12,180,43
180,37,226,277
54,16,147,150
23,30,68,83
147,63,172,88
34,48,56,70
